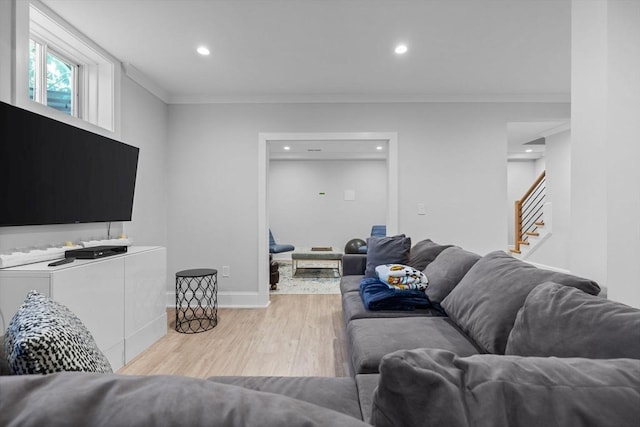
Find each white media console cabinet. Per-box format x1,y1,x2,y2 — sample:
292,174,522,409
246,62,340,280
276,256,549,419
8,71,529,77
0,246,167,371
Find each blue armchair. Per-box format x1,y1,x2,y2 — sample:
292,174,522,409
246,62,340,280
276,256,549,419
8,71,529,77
358,225,387,254
269,229,295,254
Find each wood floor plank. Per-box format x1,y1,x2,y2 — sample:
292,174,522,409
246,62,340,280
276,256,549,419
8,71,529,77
117,294,349,378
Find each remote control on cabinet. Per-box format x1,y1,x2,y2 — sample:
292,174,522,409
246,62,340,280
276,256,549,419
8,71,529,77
48,257,75,267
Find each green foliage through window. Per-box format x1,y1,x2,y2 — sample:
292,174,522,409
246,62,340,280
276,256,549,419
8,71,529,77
29,39,75,115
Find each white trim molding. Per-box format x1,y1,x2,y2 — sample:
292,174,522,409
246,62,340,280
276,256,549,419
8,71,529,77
166,291,269,309
257,131,399,306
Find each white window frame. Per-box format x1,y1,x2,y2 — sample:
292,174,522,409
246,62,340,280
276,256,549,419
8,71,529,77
30,36,80,116
13,0,121,136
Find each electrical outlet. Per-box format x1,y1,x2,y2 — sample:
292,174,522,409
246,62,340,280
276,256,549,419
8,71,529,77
222,266,230,277
417,203,426,215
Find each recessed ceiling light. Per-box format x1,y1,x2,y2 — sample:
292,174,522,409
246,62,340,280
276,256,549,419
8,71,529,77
525,149,533,153
376,146,384,150
196,46,210,56
283,146,290,150
395,44,408,55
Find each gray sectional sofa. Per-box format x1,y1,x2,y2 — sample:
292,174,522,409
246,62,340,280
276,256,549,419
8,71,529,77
2,237,640,426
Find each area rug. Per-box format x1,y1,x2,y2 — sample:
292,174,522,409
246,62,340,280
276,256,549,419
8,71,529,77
271,260,341,295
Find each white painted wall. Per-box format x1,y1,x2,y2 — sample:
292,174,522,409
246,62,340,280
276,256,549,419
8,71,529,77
571,0,640,307
120,76,169,248
570,0,640,307
506,160,538,245
527,130,571,269
570,0,608,290
604,0,640,308
268,159,387,256
166,102,569,304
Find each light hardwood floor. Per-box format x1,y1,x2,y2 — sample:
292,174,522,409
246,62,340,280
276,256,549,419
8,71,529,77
117,294,349,378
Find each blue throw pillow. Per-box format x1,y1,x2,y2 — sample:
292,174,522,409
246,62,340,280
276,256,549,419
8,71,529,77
364,234,411,278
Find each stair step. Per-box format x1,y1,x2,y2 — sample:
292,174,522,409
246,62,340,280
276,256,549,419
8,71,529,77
509,248,521,254
535,221,545,226
526,231,539,237
518,240,530,246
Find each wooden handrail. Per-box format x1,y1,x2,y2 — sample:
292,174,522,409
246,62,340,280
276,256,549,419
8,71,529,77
519,171,546,204
514,200,523,253
513,171,546,254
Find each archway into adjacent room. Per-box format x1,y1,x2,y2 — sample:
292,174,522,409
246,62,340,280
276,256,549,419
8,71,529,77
258,132,398,305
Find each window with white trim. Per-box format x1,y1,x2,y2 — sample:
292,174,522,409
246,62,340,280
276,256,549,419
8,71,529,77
29,37,78,116
19,1,118,132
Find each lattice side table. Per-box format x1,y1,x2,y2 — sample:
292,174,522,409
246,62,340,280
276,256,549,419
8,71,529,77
175,268,218,333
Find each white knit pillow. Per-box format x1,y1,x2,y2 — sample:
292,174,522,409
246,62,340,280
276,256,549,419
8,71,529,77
3,290,112,375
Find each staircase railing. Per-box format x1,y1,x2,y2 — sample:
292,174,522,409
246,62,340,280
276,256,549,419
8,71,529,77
513,171,546,254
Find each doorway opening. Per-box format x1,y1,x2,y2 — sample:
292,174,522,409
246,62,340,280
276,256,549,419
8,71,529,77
257,132,398,306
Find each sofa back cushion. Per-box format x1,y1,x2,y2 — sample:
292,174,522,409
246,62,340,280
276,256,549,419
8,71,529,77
371,348,640,427
364,234,411,278
424,247,481,304
506,281,640,358
440,250,600,354
0,372,370,427
0,336,9,376
406,239,452,271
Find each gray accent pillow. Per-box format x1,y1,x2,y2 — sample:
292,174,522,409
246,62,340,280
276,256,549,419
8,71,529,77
406,239,453,271
424,247,481,304
0,372,370,427
440,250,600,354
364,234,411,278
371,348,640,427
4,290,112,375
506,281,640,358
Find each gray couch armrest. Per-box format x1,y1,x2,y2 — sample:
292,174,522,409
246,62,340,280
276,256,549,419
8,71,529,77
343,254,367,276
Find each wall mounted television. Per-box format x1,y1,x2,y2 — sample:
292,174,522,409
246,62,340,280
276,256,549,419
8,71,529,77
0,101,139,227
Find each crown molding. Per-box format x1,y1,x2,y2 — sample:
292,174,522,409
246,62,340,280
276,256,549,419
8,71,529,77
122,63,169,103
167,92,570,105
539,121,571,137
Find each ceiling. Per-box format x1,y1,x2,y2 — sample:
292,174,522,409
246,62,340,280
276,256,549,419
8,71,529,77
40,0,572,159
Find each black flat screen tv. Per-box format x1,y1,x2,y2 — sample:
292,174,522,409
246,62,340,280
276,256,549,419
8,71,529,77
0,101,140,227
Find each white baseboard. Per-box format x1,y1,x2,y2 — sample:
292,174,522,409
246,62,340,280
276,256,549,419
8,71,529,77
165,291,269,308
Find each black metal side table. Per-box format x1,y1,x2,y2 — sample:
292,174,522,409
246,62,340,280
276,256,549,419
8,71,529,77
175,268,218,333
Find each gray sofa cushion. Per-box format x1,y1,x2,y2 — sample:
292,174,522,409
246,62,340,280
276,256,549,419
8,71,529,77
364,234,411,278
440,250,600,354
206,376,362,420
341,274,364,294
406,239,453,271
346,317,482,374
506,281,640,358
355,374,380,424
424,246,481,304
342,291,442,325
342,254,367,276
371,348,640,427
0,372,369,427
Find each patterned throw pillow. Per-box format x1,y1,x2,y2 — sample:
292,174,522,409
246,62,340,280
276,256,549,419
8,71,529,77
3,290,112,375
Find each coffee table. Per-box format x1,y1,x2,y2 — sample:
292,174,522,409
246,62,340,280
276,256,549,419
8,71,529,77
291,247,343,277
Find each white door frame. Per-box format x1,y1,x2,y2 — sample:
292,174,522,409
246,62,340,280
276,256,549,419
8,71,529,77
257,132,398,306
